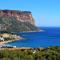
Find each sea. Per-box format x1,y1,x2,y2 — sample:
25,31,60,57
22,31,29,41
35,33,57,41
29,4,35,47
7,27,60,48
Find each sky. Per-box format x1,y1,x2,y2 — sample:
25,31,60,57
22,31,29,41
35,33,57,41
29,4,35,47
0,0,60,27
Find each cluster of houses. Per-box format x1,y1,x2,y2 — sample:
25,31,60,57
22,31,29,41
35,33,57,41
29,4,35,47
0,33,21,42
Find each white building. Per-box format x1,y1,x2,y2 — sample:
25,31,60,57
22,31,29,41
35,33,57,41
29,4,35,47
0,37,4,41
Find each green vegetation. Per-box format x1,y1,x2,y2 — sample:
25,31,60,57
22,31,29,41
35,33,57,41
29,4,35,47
4,37,14,41
0,46,60,60
0,16,39,32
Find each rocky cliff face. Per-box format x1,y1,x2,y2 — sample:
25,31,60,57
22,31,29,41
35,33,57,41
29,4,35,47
0,10,35,25
0,10,39,32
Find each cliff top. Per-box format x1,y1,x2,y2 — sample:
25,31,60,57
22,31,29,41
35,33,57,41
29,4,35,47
0,10,31,14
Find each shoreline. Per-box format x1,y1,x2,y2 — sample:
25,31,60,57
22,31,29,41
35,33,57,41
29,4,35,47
0,30,44,47
0,37,23,45
19,30,44,33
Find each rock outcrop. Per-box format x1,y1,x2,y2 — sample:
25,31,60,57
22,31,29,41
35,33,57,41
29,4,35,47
0,10,35,25
0,10,39,32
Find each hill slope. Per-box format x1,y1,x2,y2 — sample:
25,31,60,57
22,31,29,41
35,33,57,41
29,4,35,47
0,10,39,32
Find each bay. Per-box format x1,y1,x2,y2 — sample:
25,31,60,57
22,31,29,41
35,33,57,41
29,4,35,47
6,27,60,48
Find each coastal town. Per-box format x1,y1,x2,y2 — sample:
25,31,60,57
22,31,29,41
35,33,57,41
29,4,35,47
0,32,22,48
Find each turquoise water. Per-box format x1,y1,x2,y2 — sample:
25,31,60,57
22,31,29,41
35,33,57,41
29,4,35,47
7,27,60,48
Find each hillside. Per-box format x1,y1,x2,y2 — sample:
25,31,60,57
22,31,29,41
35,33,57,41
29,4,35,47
0,10,39,32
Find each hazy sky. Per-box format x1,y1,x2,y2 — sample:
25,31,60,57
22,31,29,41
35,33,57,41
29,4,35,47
0,0,60,27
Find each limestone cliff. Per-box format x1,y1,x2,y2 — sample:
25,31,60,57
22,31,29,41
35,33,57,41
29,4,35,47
0,10,35,25
0,10,39,32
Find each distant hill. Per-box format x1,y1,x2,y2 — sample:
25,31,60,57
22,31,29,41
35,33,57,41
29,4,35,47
0,10,39,32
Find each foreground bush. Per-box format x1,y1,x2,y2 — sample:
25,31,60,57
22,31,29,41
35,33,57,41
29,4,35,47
0,46,60,60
